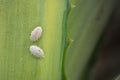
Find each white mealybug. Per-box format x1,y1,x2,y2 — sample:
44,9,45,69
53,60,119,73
30,45,44,58
30,26,42,41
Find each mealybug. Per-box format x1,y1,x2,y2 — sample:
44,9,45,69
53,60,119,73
30,26,42,41
30,45,44,58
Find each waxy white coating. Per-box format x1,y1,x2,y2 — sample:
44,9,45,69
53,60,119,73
30,45,44,58
30,26,42,41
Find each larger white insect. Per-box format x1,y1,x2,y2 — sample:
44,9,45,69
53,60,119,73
30,45,44,58
30,26,42,41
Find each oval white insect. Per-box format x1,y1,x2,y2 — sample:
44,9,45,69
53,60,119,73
30,26,42,41
30,45,44,58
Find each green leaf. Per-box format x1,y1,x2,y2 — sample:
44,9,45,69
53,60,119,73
0,0,118,80
0,0,69,80
64,0,117,80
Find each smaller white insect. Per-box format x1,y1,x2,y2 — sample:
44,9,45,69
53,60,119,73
30,45,44,58
30,26,42,41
